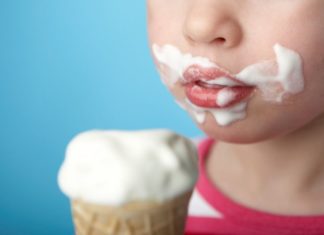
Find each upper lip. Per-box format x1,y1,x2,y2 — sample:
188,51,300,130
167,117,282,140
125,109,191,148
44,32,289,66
182,64,249,87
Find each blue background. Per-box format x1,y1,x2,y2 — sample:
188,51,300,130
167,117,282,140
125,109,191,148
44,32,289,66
0,1,202,234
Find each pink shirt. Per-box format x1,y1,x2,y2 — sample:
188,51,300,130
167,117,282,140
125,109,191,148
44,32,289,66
184,138,324,235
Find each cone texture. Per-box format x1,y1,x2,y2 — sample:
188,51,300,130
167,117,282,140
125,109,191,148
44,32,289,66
71,192,192,235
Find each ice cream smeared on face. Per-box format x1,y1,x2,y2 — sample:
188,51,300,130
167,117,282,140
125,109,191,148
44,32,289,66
152,44,215,87
216,88,237,107
236,44,304,102
58,129,198,206
152,44,304,126
186,99,248,126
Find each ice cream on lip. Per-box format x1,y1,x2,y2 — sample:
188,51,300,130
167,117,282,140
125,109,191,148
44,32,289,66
152,43,304,126
183,64,255,108
182,64,245,86
57,129,198,206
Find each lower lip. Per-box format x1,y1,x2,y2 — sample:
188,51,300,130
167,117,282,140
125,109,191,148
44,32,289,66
185,83,254,108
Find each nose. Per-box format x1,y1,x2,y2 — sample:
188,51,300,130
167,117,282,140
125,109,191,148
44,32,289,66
183,1,242,48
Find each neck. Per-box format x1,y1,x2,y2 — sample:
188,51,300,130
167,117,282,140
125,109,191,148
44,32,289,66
209,114,324,197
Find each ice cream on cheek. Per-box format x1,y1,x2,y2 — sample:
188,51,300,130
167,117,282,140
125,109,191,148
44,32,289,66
152,44,305,126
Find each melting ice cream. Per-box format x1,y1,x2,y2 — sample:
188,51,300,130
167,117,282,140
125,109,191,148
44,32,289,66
58,129,198,206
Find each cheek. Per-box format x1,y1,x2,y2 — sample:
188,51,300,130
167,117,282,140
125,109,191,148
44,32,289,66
294,46,324,116
300,48,324,84
160,81,186,102
148,22,167,47
147,2,186,45
147,3,162,44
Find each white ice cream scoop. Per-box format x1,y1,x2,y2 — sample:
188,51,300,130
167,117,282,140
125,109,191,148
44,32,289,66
58,129,198,206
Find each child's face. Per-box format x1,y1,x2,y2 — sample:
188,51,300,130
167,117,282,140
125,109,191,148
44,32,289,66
147,0,324,143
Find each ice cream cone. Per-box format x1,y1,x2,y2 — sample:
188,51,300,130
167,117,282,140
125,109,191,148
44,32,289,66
71,191,192,235
58,130,198,235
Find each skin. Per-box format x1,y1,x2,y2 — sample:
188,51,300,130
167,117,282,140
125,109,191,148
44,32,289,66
147,0,324,215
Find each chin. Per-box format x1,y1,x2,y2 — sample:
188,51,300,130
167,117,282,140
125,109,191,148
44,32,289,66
196,113,283,144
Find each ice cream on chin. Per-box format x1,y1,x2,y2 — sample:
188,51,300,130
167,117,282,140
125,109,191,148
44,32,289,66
152,43,305,126
58,129,198,206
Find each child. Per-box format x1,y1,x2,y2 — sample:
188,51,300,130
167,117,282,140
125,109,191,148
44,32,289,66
147,1,324,234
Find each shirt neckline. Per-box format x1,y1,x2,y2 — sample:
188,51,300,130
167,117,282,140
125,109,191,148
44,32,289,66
196,138,324,233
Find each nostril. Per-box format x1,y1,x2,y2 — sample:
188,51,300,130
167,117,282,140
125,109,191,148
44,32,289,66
214,37,226,44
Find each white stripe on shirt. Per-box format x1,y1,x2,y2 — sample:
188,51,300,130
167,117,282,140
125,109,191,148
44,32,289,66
188,189,223,218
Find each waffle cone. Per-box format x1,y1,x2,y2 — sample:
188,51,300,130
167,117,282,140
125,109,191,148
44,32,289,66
71,191,192,235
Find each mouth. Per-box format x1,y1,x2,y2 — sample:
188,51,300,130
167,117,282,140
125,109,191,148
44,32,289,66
183,65,255,108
